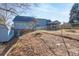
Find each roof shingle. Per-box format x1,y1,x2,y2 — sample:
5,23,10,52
13,16,35,22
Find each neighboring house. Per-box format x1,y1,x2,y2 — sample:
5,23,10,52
13,16,50,30
0,24,14,42
47,20,61,30
13,16,36,36
13,16,36,30
61,23,72,29
35,18,50,30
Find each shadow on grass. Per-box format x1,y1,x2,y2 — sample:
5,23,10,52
20,30,35,36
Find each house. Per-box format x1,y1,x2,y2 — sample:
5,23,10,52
47,20,61,30
13,16,36,30
61,22,72,29
13,16,36,36
46,20,52,30
35,18,50,30
0,24,14,42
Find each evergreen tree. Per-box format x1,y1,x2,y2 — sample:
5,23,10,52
69,3,79,27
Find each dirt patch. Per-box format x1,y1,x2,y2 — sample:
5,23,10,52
0,43,7,55
8,32,54,56
7,30,79,56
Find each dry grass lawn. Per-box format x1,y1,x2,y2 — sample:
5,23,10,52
7,30,79,56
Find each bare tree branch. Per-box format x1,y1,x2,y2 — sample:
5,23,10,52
0,3,39,25
0,7,17,15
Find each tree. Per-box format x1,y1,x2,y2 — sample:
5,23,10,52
0,3,38,25
69,3,79,27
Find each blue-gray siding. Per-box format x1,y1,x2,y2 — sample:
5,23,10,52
14,21,35,30
35,19,48,29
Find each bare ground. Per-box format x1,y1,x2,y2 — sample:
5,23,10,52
7,30,79,56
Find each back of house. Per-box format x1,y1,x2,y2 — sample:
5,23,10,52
35,18,50,30
13,16,36,36
13,16,36,30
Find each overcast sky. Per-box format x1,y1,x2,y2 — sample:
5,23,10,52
22,3,74,23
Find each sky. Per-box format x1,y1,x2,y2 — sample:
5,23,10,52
22,3,74,23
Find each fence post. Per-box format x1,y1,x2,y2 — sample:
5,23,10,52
61,24,70,56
